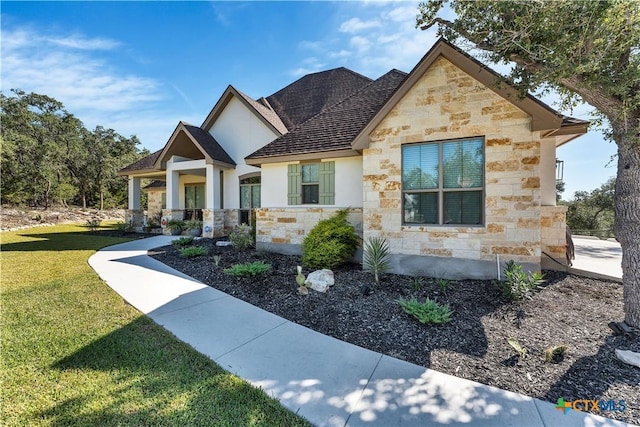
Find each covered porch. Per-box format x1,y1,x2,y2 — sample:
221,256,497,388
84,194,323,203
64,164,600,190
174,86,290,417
122,121,237,237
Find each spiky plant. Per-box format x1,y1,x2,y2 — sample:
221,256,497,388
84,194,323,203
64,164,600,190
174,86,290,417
363,236,392,286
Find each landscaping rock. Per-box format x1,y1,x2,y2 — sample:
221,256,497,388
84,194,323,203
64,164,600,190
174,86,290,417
305,269,334,292
615,349,640,369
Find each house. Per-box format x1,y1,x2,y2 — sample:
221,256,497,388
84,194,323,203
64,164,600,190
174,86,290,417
119,38,588,279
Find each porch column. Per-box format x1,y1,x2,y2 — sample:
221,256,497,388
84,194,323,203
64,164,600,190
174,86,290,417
205,164,215,209
126,177,144,229
128,177,141,210
203,164,215,238
166,170,180,209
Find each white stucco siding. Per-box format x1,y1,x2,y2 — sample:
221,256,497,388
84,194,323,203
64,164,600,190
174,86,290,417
210,97,279,162
540,138,557,206
209,96,280,209
261,156,363,207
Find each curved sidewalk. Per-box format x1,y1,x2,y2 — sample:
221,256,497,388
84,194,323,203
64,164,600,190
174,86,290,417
89,236,631,427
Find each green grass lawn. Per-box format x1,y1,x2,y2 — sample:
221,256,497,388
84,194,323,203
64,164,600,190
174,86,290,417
0,224,310,426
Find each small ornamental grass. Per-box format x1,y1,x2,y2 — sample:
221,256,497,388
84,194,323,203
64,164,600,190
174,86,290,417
172,236,194,247
397,297,453,325
223,261,271,277
363,236,392,286
179,246,207,258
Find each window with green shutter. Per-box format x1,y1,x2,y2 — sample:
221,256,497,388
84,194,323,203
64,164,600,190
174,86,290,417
288,161,334,205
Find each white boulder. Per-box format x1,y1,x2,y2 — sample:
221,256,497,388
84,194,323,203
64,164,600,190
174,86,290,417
615,349,640,369
305,269,335,293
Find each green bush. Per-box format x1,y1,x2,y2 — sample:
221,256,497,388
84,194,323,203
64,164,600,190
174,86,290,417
223,261,271,277
172,236,194,247
179,246,207,258
363,236,391,285
499,260,545,301
397,297,453,325
229,223,254,250
302,209,359,269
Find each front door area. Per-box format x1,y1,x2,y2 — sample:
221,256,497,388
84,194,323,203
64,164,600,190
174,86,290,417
184,183,205,220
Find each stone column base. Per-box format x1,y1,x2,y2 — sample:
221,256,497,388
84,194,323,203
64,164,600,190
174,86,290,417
126,209,145,228
161,209,184,235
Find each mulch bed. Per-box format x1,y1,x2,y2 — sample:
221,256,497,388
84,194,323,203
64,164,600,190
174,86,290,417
150,238,639,424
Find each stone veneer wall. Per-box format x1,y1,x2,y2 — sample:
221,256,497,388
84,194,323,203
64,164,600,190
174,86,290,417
362,56,548,279
146,190,164,218
125,209,145,228
540,205,568,268
255,207,363,256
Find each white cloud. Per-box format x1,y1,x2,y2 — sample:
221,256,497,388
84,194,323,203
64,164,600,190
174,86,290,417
1,25,171,148
339,17,381,33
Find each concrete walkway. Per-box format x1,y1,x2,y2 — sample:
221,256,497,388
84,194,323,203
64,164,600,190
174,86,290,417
571,236,623,282
89,236,632,427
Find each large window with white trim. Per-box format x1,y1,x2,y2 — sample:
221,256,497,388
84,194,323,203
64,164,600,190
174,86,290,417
402,137,484,225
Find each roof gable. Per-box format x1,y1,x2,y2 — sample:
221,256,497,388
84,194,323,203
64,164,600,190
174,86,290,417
155,121,236,168
246,69,407,164
201,85,287,135
266,67,373,130
352,38,586,149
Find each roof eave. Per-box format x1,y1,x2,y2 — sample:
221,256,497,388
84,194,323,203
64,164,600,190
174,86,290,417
245,148,361,165
352,38,564,150
201,85,285,136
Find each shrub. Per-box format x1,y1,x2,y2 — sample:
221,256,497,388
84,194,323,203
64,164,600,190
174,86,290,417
172,236,194,247
229,223,254,250
363,236,392,286
115,221,133,233
223,261,271,277
397,297,453,325
302,209,359,269
179,246,207,258
544,345,568,363
86,218,101,231
499,260,545,301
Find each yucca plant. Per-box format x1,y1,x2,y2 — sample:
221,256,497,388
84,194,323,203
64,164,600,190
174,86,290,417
363,236,392,286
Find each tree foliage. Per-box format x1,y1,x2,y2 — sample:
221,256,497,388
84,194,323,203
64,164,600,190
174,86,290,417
417,0,640,326
563,178,615,239
1,90,148,209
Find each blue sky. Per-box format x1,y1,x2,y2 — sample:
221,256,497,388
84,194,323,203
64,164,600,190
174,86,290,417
1,1,617,199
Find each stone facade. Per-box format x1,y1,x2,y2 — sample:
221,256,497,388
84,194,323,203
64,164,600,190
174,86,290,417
125,209,145,228
255,207,363,255
146,190,164,218
362,56,557,278
540,205,568,268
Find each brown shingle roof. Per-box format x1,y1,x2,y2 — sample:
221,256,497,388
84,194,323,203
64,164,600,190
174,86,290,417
266,67,372,130
181,123,236,166
246,69,407,161
120,149,162,173
234,89,288,135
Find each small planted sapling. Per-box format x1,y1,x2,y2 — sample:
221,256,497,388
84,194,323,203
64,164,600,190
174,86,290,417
296,266,308,295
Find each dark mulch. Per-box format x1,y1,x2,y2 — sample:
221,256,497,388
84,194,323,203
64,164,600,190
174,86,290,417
150,238,639,424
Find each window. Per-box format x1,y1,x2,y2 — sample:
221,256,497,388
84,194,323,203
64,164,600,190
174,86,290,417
402,137,484,225
288,162,335,205
239,176,260,225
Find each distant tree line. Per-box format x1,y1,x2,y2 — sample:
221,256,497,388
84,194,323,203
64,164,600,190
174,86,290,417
560,177,615,239
1,90,149,209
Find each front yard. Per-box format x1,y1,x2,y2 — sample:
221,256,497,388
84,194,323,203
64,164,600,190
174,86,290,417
151,237,640,425
0,224,309,426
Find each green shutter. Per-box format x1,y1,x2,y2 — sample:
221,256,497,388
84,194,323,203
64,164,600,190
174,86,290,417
287,164,302,205
318,161,335,205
